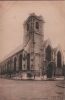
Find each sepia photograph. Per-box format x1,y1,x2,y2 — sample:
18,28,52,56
0,0,65,100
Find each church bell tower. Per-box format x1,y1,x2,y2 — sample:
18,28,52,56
24,13,45,74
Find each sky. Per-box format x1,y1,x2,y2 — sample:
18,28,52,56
0,1,65,62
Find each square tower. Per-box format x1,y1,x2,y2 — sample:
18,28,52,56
23,13,45,74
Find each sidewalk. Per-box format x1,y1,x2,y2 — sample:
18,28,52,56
12,75,64,81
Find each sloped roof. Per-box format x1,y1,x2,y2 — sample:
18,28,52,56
0,44,24,63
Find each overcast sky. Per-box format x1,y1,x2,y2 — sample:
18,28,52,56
0,1,65,61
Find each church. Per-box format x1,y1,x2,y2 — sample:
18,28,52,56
0,13,64,79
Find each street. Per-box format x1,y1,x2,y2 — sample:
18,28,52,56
0,78,64,100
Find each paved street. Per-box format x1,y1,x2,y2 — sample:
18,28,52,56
0,78,64,100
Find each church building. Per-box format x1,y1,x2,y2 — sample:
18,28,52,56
0,13,64,79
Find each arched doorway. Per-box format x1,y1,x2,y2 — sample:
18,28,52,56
46,45,52,62
14,57,17,72
57,51,62,68
46,62,56,78
19,54,22,71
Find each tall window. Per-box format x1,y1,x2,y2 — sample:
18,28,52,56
57,51,62,68
7,61,9,72
14,57,17,72
19,54,22,71
27,53,30,70
46,45,52,62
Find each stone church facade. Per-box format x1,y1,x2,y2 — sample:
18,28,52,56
0,13,64,78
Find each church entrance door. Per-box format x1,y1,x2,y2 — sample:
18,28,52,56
47,62,54,78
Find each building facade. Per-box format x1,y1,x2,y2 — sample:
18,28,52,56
0,13,64,78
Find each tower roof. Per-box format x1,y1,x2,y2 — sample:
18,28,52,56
24,13,45,24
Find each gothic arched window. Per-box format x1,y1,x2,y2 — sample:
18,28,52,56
27,53,30,70
14,57,17,72
46,45,52,62
57,51,62,68
19,54,22,71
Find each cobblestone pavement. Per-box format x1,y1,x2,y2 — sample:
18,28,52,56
0,78,64,100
